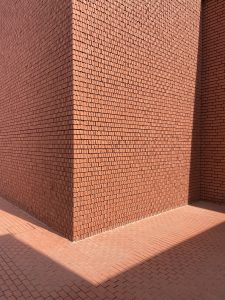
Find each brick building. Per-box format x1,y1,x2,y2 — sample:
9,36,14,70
0,0,224,240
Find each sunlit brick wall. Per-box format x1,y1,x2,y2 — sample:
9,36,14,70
201,0,225,203
72,0,202,240
0,0,204,241
0,0,74,239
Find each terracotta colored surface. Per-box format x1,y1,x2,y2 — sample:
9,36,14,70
2,0,225,242
201,0,225,203
72,0,202,239
0,0,202,241
1,196,225,299
0,0,74,239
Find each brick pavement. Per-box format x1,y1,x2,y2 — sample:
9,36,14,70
1,196,225,299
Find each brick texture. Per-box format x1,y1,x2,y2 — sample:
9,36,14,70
72,0,202,239
201,0,225,203
1,197,225,299
0,0,74,239
0,0,203,241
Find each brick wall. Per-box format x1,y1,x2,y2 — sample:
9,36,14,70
72,0,202,240
0,0,203,241
0,0,74,239
201,0,225,203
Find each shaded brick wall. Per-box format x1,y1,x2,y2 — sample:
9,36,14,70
72,0,202,240
0,0,74,239
201,0,225,203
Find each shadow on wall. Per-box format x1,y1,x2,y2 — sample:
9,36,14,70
200,0,225,203
191,200,225,214
188,2,202,204
1,220,225,298
0,196,57,235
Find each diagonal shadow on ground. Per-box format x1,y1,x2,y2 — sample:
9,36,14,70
1,217,225,299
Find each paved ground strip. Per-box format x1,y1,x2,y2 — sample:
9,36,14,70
1,197,225,299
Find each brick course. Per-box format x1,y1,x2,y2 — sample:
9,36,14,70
3,0,223,241
201,0,225,203
0,0,74,239
72,0,202,239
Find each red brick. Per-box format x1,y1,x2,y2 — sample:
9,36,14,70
0,0,74,239
2,0,223,241
72,0,202,239
201,0,225,204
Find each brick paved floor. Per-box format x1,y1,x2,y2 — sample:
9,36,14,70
1,197,225,299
